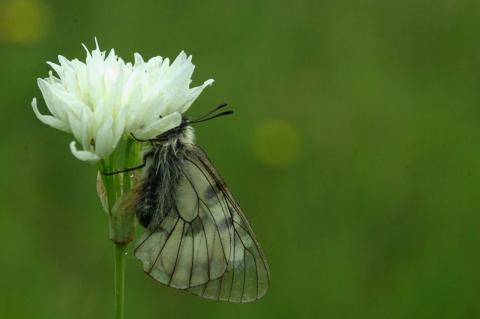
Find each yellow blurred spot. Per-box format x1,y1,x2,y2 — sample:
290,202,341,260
0,0,51,44
253,119,300,167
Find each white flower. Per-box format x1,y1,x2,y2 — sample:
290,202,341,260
32,39,213,161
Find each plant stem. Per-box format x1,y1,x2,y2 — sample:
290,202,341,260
99,140,140,319
114,243,127,319
100,160,115,212
123,139,135,193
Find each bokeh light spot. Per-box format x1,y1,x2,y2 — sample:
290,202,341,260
253,119,300,167
0,0,51,44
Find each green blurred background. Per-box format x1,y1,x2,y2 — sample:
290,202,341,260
1,0,480,318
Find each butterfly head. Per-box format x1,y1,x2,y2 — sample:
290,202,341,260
149,103,232,146
150,117,195,146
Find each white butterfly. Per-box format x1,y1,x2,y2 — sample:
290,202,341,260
113,105,270,302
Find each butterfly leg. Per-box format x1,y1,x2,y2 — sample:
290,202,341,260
130,133,152,143
101,152,153,176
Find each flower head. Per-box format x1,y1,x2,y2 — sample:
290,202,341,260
32,39,213,161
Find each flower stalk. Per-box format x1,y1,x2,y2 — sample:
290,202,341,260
98,139,141,319
114,243,127,319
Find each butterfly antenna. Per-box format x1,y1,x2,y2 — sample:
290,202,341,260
191,110,234,123
191,103,228,122
190,103,233,124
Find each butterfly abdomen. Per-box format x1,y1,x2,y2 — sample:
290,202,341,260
135,142,187,229
135,170,160,228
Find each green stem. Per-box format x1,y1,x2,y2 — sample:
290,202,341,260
123,139,135,193
99,140,141,319
114,243,127,319
100,160,115,213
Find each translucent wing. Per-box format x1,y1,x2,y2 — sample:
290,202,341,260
186,147,270,302
134,145,270,302
134,158,233,289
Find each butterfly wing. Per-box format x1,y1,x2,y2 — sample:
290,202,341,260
186,146,270,302
134,145,270,302
134,157,233,289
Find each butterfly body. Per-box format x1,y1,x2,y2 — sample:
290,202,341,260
131,116,270,302
135,121,193,229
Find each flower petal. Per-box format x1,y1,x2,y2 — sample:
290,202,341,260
69,141,100,161
66,106,93,150
134,53,144,66
178,78,214,113
95,115,114,158
31,98,70,132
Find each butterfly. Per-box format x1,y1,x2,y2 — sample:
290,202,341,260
108,104,270,302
